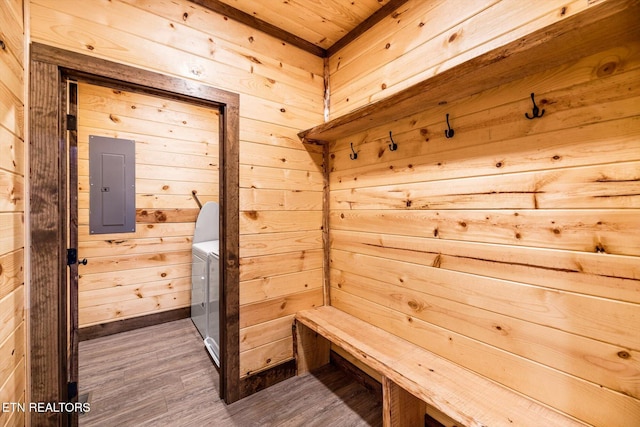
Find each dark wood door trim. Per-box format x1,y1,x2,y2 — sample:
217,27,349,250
29,43,241,426
29,57,68,427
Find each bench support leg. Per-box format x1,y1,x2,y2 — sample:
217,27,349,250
293,321,330,375
382,376,426,427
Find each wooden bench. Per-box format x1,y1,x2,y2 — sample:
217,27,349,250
294,306,585,427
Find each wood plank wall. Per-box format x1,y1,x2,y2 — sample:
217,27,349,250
328,0,608,118
0,0,26,426
76,82,219,327
30,0,325,379
327,17,640,427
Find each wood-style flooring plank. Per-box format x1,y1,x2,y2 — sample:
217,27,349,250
79,319,382,426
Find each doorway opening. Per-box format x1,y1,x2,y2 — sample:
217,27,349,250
29,43,240,426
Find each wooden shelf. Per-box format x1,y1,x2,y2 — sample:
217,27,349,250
299,0,640,143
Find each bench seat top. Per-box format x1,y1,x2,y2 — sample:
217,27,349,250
295,306,586,427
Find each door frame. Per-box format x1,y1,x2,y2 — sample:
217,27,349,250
29,43,241,426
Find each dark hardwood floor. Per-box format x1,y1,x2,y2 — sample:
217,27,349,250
79,318,382,426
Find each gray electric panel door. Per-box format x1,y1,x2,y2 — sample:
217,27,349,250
89,135,136,234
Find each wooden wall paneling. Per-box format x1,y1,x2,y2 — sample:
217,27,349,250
32,0,326,400
330,162,640,210
239,336,293,378
0,249,24,301
122,0,324,75
1,0,23,27
78,263,191,292
78,223,195,241
330,250,639,348
0,360,26,427
327,62,640,181
0,0,26,424
240,119,324,153
78,81,222,128
239,230,322,258
240,269,323,305
0,213,24,254
78,236,193,258
332,288,640,426
78,277,192,309
238,95,323,130
0,127,24,174
331,230,640,304
0,285,24,357
0,169,24,213
332,209,640,256
323,3,640,423
239,249,323,281
75,80,218,326
0,288,25,427
239,315,295,353
239,288,323,329
78,127,218,159
0,15,24,87
78,110,218,149
328,0,488,84
239,165,323,192
240,141,323,171
0,0,24,67
239,189,322,211
304,0,640,142
79,290,191,327
330,117,640,192
135,181,219,201
76,250,191,276
30,5,322,114
0,79,24,145
330,113,640,190
328,0,598,117
239,210,322,233
320,9,640,425
330,267,640,398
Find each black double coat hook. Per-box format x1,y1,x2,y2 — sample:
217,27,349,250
525,93,545,119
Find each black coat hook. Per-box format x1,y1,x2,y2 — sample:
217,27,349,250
525,92,545,119
389,131,398,151
444,113,455,138
349,142,358,160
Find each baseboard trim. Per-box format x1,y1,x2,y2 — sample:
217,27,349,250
78,307,191,341
239,359,297,399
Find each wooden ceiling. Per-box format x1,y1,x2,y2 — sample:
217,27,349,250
189,0,409,57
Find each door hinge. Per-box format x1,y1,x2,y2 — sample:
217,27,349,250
67,248,87,266
68,381,78,400
67,248,77,266
67,114,77,131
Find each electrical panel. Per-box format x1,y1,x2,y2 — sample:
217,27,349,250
89,135,136,234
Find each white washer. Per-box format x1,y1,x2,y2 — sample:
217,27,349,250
191,202,220,366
